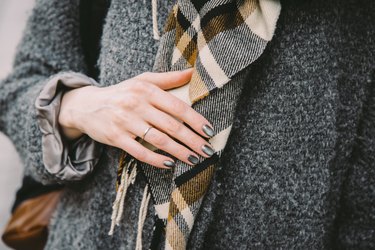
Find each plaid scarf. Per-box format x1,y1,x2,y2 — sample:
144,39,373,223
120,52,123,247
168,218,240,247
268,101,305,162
110,0,281,249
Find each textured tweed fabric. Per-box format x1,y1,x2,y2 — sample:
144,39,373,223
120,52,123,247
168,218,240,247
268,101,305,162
0,0,374,249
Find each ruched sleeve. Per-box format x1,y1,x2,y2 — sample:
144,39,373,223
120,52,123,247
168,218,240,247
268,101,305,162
35,72,103,181
0,0,103,185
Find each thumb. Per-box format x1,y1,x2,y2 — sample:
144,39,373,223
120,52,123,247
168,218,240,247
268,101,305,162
134,68,193,90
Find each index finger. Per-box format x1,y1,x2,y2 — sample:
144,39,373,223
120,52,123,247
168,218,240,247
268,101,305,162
134,69,193,90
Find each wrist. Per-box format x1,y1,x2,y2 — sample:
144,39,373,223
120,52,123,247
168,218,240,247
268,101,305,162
58,85,96,141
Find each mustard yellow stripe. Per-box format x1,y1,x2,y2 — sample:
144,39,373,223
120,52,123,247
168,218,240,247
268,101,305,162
189,70,210,103
166,219,186,250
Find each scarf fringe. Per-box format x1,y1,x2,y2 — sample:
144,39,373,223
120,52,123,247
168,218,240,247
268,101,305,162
108,157,137,236
136,184,151,250
152,0,160,40
108,152,151,250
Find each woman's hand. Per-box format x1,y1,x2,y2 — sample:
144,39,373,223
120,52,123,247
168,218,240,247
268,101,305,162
58,69,215,169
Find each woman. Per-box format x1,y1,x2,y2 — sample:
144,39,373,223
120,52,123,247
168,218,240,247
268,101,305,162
0,0,374,249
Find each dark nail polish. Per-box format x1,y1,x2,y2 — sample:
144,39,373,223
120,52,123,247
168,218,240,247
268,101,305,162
188,155,199,165
202,125,215,137
163,160,175,168
202,145,214,156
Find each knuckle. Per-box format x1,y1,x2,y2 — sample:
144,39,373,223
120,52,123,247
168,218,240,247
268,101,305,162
134,80,148,91
149,156,162,168
122,94,139,110
185,134,202,149
150,133,169,148
131,81,155,97
171,99,187,114
165,118,182,135
139,72,152,79
111,111,123,125
175,146,190,161
104,126,118,144
133,148,148,161
127,80,146,92
147,85,158,98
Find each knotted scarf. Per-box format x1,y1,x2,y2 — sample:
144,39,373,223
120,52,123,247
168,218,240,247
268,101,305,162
109,0,281,249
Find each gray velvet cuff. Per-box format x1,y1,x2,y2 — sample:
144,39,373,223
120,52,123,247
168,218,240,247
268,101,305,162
35,72,103,181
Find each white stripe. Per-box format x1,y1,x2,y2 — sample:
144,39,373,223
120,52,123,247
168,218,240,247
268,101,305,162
154,202,170,219
191,15,201,31
199,44,230,87
180,207,195,231
244,0,281,41
151,0,160,40
209,125,232,152
168,82,192,106
171,47,183,65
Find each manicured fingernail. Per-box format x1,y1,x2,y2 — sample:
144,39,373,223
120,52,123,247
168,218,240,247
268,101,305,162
202,145,214,157
163,160,175,168
188,155,199,165
202,124,214,137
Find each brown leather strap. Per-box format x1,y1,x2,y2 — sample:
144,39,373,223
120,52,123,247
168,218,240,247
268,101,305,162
2,190,63,250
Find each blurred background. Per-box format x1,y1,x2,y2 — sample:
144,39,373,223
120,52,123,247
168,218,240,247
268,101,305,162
0,0,35,249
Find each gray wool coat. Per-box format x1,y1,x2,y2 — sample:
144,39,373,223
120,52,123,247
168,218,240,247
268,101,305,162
0,0,374,249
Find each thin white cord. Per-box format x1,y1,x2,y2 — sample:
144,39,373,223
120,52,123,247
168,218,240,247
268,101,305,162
116,163,138,224
108,165,127,235
152,0,160,40
108,159,137,235
136,184,151,250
